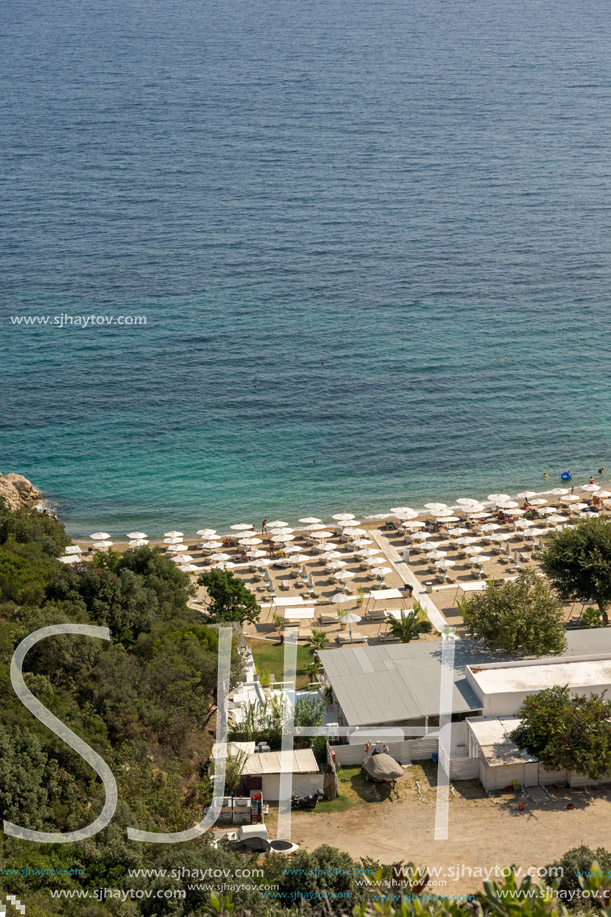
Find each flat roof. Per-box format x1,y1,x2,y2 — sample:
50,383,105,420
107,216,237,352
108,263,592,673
471,657,611,695
467,717,538,767
318,631,611,728
242,749,319,776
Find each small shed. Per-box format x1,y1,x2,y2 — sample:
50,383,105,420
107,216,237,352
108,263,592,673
467,717,539,791
239,749,323,802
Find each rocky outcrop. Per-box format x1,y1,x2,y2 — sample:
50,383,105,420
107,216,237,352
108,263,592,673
0,473,42,511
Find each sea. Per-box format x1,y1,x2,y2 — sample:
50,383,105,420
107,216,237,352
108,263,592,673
2,0,611,537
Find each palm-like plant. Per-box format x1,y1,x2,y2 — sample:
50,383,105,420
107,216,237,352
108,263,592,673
385,609,433,643
305,629,331,656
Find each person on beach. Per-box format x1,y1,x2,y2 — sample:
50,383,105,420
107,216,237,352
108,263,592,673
571,486,574,495
590,476,595,485
261,518,267,533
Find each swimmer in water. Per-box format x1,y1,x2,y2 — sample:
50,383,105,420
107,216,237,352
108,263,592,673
543,473,549,478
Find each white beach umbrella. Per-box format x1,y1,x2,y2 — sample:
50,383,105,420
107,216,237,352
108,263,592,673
435,558,456,568
529,498,548,507
515,519,534,528
438,515,460,523
455,536,478,545
363,555,385,566
480,523,501,532
456,498,481,507
402,520,426,529
476,556,492,563
487,494,510,504
197,528,217,537
59,555,81,564
464,545,484,555
334,570,355,580
390,506,416,515
529,528,547,536
491,532,513,542
498,501,519,509
127,531,147,540
256,558,274,567
240,537,263,546
307,523,328,531
424,502,448,511
267,520,288,528
211,552,232,561
322,550,344,560
172,554,194,563
505,508,526,516
547,515,567,525
289,554,313,563
425,552,447,562
516,492,539,500
538,506,557,515
580,484,600,493
202,540,223,550
179,564,200,573
314,542,339,552
559,494,580,503
93,541,113,549
129,539,149,547
332,513,355,521
352,538,372,547
310,530,334,539
249,549,267,558
164,530,183,538
451,527,470,535
358,548,381,557
214,561,236,570
64,545,82,555
549,488,569,496
339,519,361,528
340,610,361,624
168,544,189,553
597,491,611,499
230,524,253,532
371,565,393,575
469,512,491,519
299,516,322,524
271,533,295,543
90,532,111,541
346,529,368,538
331,592,353,604
430,508,452,517
327,559,348,570
282,544,302,554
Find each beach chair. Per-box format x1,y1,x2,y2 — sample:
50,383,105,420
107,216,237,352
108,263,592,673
335,633,351,645
349,632,367,643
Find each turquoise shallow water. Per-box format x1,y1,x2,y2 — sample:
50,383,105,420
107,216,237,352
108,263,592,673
2,0,611,536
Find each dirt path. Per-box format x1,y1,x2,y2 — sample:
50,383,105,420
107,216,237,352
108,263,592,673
287,781,611,895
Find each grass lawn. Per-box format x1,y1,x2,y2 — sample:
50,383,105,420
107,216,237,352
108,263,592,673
246,637,313,689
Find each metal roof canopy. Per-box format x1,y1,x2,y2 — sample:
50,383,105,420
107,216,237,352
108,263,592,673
370,588,403,601
284,608,315,620
241,749,319,776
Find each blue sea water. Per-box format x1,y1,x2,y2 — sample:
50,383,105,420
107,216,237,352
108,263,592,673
2,0,611,536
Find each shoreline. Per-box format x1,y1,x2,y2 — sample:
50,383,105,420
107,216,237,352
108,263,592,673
60,476,611,544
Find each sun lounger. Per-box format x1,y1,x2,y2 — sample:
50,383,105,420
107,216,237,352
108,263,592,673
318,613,340,626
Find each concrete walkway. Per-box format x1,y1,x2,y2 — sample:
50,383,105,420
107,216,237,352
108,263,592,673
370,530,455,636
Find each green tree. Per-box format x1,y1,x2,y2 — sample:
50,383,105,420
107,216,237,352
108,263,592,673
264,844,369,914
304,629,330,655
0,725,61,830
198,569,260,624
546,846,611,909
511,686,611,780
541,517,611,625
385,608,433,643
461,569,566,655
